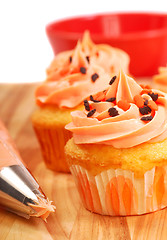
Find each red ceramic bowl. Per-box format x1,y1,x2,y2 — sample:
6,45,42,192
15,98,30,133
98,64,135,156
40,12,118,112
46,12,167,77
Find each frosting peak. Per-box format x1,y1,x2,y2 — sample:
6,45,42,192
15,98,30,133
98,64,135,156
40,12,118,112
66,71,167,148
106,70,142,103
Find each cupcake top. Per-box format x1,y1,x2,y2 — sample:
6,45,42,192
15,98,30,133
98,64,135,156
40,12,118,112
153,66,167,85
66,71,167,148
46,31,129,82
35,31,129,109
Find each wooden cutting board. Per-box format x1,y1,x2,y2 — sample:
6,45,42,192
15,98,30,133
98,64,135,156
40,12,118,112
0,82,167,240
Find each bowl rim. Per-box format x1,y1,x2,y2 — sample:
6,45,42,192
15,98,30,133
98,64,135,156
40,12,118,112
46,11,167,41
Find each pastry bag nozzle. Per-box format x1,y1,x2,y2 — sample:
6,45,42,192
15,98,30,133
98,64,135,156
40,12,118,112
0,119,55,221
0,164,55,221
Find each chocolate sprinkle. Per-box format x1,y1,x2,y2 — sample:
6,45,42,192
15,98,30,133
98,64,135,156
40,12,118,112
109,76,117,85
148,92,158,101
139,106,152,115
69,56,72,63
83,99,90,111
87,109,96,117
90,95,100,103
141,115,153,122
106,97,116,102
108,107,119,117
91,73,99,82
144,99,148,106
80,67,87,74
86,56,90,63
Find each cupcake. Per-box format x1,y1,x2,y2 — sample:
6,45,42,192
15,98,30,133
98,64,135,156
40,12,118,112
32,31,130,173
65,70,167,215
153,65,167,92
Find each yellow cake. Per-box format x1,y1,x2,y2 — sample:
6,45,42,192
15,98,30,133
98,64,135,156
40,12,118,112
65,71,167,216
65,137,167,178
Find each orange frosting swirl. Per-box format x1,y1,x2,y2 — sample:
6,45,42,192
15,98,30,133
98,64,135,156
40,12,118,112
36,65,112,108
66,71,167,148
153,66,167,85
46,31,130,82
35,31,129,109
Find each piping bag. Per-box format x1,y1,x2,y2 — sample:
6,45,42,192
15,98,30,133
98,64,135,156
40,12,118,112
0,120,55,221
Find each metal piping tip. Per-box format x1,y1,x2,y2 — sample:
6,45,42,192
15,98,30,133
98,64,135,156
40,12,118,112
0,164,55,220
0,119,55,220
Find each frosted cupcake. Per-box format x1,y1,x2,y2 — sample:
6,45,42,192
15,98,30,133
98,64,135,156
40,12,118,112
32,31,130,173
65,70,167,216
153,66,167,92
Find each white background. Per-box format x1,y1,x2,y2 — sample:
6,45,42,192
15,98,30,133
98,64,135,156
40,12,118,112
0,0,166,83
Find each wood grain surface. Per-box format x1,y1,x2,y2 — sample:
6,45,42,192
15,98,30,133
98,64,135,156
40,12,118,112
0,82,167,240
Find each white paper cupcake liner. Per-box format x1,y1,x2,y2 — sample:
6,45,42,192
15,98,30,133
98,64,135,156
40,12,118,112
70,165,167,216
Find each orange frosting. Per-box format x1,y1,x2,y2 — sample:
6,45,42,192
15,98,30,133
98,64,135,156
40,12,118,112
29,196,56,222
46,31,129,82
35,31,129,109
153,66,167,85
36,65,112,108
66,71,167,148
